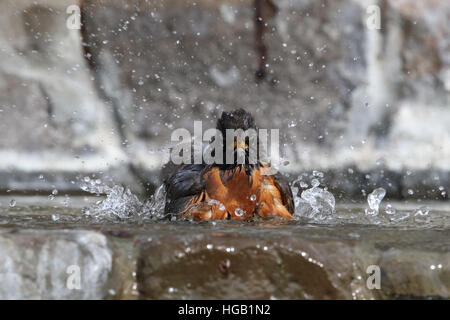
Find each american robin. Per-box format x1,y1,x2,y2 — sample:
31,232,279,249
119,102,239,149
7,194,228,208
164,109,294,221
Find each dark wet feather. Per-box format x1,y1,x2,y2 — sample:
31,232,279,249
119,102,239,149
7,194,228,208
273,172,295,214
164,164,206,214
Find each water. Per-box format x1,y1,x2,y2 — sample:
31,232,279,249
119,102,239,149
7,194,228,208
0,174,449,230
72,175,450,229
79,177,166,221
294,187,336,221
365,188,386,216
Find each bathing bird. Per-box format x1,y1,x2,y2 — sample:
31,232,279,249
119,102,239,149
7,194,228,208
164,109,294,221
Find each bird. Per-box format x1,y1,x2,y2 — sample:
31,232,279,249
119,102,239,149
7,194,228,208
163,108,295,221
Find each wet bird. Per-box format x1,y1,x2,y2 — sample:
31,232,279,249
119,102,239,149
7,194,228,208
164,109,294,221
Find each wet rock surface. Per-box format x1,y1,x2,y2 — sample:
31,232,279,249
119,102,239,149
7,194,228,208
0,223,448,300
0,229,136,299
135,223,450,300
136,228,355,299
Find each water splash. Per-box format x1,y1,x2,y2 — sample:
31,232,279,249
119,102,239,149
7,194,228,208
291,172,336,221
413,206,430,224
385,203,396,215
82,184,143,220
295,187,336,220
80,176,166,221
365,188,386,216
388,210,410,222
78,172,434,227
141,184,168,220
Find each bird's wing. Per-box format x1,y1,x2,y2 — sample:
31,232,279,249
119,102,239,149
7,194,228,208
272,172,295,214
164,164,206,215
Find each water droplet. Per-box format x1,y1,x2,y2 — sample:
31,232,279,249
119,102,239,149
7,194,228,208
51,214,60,221
250,194,257,201
312,170,324,178
311,179,320,187
300,181,308,188
234,208,245,217
385,203,396,215
413,206,430,223
365,188,386,216
348,232,360,239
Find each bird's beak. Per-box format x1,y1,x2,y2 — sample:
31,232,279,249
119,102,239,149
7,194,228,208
234,139,248,149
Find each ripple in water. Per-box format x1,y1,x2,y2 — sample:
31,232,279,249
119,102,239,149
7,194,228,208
79,172,437,227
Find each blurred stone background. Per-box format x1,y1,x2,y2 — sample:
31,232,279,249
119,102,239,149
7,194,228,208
0,0,449,199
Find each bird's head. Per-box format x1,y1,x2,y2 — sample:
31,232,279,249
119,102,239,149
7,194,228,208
216,108,257,134
215,108,260,173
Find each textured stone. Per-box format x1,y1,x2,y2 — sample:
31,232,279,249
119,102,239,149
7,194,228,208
136,224,450,299
0,229,136,299
0,216,448,299
0,0,448,196
0,0,134,192
137,233,353,299
80,0,450,195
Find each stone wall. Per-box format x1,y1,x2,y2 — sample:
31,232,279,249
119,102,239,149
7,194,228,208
0,0,449,198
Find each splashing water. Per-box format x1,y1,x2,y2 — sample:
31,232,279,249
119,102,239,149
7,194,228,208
294,187,336,220
361,188,433,225
413,206,430,224
80,176,166,221
291,172,336,221
388,209,410,223
141,184,168,219
365,188,386,216
78,171,435,227
82,184,143,220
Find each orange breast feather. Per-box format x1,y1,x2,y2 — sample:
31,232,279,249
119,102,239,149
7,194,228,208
185,166,293,220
